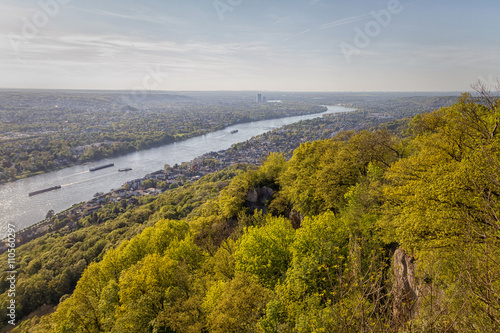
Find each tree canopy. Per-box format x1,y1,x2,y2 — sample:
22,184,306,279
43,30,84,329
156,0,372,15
6,90,500,332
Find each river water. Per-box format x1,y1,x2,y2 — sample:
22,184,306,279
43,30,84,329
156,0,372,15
0,105,354,230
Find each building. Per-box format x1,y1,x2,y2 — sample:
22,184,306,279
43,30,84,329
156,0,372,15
256,93,262,103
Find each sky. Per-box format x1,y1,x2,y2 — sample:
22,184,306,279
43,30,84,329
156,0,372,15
0,0,499,92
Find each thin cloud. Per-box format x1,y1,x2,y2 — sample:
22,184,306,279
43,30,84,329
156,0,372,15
320,0,421,30
320,13,372,30
282,29,312,43
272,17,288,26
2,32,272,80
68,6,182,26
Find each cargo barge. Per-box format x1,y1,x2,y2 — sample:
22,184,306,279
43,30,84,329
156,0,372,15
89,163,114,172
230,129,238,134
118,167,132,172
29,185,62,197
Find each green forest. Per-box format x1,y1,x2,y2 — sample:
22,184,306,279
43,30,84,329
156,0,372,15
2,92,500,332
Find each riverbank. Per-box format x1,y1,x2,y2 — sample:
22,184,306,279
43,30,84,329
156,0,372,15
1,106,367,250
0,106,326,185
0,105,353,231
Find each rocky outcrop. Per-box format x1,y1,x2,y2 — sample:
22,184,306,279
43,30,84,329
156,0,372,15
289,210,303,229
245,186,274,213
393,248,418,328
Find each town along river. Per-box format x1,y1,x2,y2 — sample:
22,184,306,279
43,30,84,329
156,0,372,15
0,105,355,230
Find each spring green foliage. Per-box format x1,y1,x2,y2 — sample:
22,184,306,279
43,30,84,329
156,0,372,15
51,219,202,332
0,166,244,330
204,272,274,333
235,216,295,289
382,93,500,331
10,92,500,332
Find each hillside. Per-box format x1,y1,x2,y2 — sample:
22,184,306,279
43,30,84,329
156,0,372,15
3,92,500,332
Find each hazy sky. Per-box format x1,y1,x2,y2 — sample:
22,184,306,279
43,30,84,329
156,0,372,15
0,0,499,92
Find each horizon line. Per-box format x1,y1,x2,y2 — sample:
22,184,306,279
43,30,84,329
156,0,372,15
0,87,468,94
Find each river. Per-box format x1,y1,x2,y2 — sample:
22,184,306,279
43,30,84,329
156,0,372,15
0,105,355,230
